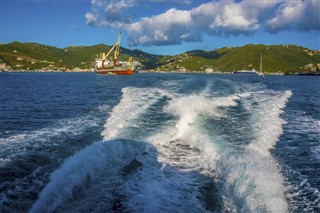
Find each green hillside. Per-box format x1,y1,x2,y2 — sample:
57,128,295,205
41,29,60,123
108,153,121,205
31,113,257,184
1,42,319,73
156,44,320,73
0,42,165,71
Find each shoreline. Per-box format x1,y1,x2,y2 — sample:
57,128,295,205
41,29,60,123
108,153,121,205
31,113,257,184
0,70,308,76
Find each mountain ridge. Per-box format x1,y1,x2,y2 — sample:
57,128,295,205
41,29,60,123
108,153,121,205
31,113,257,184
0,42,319,73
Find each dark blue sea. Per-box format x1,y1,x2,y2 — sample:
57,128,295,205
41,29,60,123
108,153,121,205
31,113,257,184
0,72,319,213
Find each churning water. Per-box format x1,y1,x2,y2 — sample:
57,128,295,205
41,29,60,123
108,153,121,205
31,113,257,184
0,73,319,212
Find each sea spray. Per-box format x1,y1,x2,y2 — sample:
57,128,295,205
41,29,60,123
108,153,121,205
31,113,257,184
216,90,292,212
102,87,172,140
1,73,318,213
247,90,293,155
30,140,155,213
149,88,292,212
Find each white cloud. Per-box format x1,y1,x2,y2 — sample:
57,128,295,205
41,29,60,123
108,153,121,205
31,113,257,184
85,0,136,28
191,0,277,36
85,0,320,46
266,0,306,32
266,0,320,32
124,8,199,46
91,0,105,8
208,3,260,35
85,12,98,26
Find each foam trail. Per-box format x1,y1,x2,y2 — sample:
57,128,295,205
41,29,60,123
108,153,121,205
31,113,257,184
31,85,292,212
247,90,293,155
133,93,242,212
147,93,241,176
165,94,239,139
219,90,292,212
30,140,153,213
161,94,240,169
149,89,292,212
102,87,171,140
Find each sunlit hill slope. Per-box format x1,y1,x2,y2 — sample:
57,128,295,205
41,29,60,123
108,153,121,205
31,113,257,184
0,42,319,73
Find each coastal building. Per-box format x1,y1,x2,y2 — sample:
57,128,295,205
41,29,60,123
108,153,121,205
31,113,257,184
0,63,6,71
304,63,318,72
205,67,214,73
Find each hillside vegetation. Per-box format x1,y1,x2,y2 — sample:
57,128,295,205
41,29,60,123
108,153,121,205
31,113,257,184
1,42,319,73
156,44,320,73
0,42,165,71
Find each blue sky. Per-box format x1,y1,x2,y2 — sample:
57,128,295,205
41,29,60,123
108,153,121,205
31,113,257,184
1,0,319,55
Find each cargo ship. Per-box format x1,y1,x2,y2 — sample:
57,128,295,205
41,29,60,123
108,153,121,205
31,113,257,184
95,32,138,75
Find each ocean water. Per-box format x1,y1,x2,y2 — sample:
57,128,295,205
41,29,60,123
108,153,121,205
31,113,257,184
0,72,319,213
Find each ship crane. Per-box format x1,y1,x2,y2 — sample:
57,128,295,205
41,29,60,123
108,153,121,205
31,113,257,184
104,32,122,65
94,32,138,75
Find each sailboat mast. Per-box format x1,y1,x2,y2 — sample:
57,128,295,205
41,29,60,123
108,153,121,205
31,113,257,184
260,53,263,73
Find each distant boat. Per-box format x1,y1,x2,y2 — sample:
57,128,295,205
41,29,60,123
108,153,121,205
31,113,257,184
233,54,264,75
233,69,257,75
95,32,139,75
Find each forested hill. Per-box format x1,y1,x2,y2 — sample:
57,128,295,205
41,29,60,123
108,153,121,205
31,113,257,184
0,42,168,70
1,42,319,73
156,44,320,73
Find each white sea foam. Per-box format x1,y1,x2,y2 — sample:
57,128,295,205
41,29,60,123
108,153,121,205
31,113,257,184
150,88,292,212
159,94,240,168
289,116,320,134
100,87,228,211
102,87,171,140
157,78,182,92
313,146,320,160
30,138,211,212
121,142,213,213
30,140,154,213
32,83,293,212
0,110,103,145
0,112,102,166
103,85,292,212
217,90,292,212
247,90,292,155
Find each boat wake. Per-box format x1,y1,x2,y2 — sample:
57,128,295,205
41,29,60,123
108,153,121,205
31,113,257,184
31,80,293,212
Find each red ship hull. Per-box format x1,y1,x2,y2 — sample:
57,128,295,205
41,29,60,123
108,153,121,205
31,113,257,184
96,69,135,75
95,32,138,75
